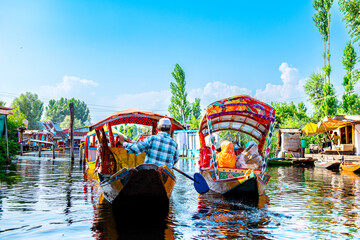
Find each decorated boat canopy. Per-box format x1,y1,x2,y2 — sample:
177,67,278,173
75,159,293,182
90,108,185,133
199,95,275,152
87,125,122,137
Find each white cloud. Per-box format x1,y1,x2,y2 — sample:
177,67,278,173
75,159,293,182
38,75,98,100
189,81,251,108
255,62,306,104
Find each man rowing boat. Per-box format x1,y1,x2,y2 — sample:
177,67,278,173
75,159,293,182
118,118,179,168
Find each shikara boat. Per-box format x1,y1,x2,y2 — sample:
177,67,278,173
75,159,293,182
89,109,185,211
314,160,340,170
340,161,360,173
55,140,65,151
198,95,275,199
268,158,292,166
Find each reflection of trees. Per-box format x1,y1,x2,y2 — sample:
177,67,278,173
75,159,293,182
268,166,360,237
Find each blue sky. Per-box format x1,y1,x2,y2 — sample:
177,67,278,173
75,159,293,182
0,0,357,123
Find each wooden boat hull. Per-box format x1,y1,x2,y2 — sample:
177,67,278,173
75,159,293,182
201,168,270,198
314,161,340,170
99,164,176,208
340,162,360,173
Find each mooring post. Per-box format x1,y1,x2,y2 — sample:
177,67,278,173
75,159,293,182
38,144,42,157
69,102,75,162
5,115,10,164
19,128,24,156
52,142,55,159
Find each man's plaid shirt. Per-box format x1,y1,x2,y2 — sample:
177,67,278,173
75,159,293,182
123,132,178,168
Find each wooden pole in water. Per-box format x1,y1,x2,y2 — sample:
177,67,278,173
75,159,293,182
20,128,23,156
69,102,75,162
38,143,42,157
5,115,10,164
52,142,55,159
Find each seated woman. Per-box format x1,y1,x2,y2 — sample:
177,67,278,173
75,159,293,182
216,140,237,168
236,141,262,170
199,147,212,168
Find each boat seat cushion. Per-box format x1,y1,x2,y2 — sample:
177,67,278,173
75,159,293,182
110,147,146,170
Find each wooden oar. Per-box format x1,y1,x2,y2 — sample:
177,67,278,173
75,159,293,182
173,167,210,194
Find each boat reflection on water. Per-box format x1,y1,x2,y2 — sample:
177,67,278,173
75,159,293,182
92,194,175,240
190,191,271,240
83,168,174,240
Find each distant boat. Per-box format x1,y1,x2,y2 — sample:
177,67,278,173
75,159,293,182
340,161,360,173
268,158,292,166
198,95,275,200
314,160,340,170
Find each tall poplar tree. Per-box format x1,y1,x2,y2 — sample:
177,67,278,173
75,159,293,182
313,0,337,116
339,0,360,44
313,0,333,84
168,64,191,126
341,41,360,114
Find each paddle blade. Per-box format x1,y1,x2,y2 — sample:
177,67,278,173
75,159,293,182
194,173,210,194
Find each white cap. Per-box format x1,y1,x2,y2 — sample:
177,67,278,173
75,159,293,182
158,118,171,127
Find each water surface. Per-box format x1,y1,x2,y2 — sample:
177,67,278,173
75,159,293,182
1,153,360,239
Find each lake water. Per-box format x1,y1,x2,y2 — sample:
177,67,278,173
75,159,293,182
1,152,360,239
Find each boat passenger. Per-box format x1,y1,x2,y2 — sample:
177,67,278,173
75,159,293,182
118,118,179,168
236,141,262,169
216,140,237,168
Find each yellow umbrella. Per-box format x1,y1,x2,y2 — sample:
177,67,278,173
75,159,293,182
302,122,318,136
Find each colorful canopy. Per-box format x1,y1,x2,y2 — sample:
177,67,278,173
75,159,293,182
87,125,122,137
90,109,185,132
199,95,275,152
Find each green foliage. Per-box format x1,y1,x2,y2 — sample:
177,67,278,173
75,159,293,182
60,115,83,129
313,0,332,42
0,137,19,164
340,41,360,114
304,72,325,116
191,98,201,120
188,117,201,129
117,124,150,140
320,82,338,116
11,92,43,130
271,101,310,128
45,97,90,125
0,100,6,107
339,0,360,44
313,0,334,83
218,130,256,149
168,64,191,126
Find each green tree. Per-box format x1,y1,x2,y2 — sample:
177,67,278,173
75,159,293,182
320,82,338,116
45,97,90,125
188,98,202,129
60,115,83,129
0,100,6,107
339,0,360,44
168,64,191,126
272,101,310,128
304,72,325,120
313,0,334,83
11,92,43,129
341,41,360,114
